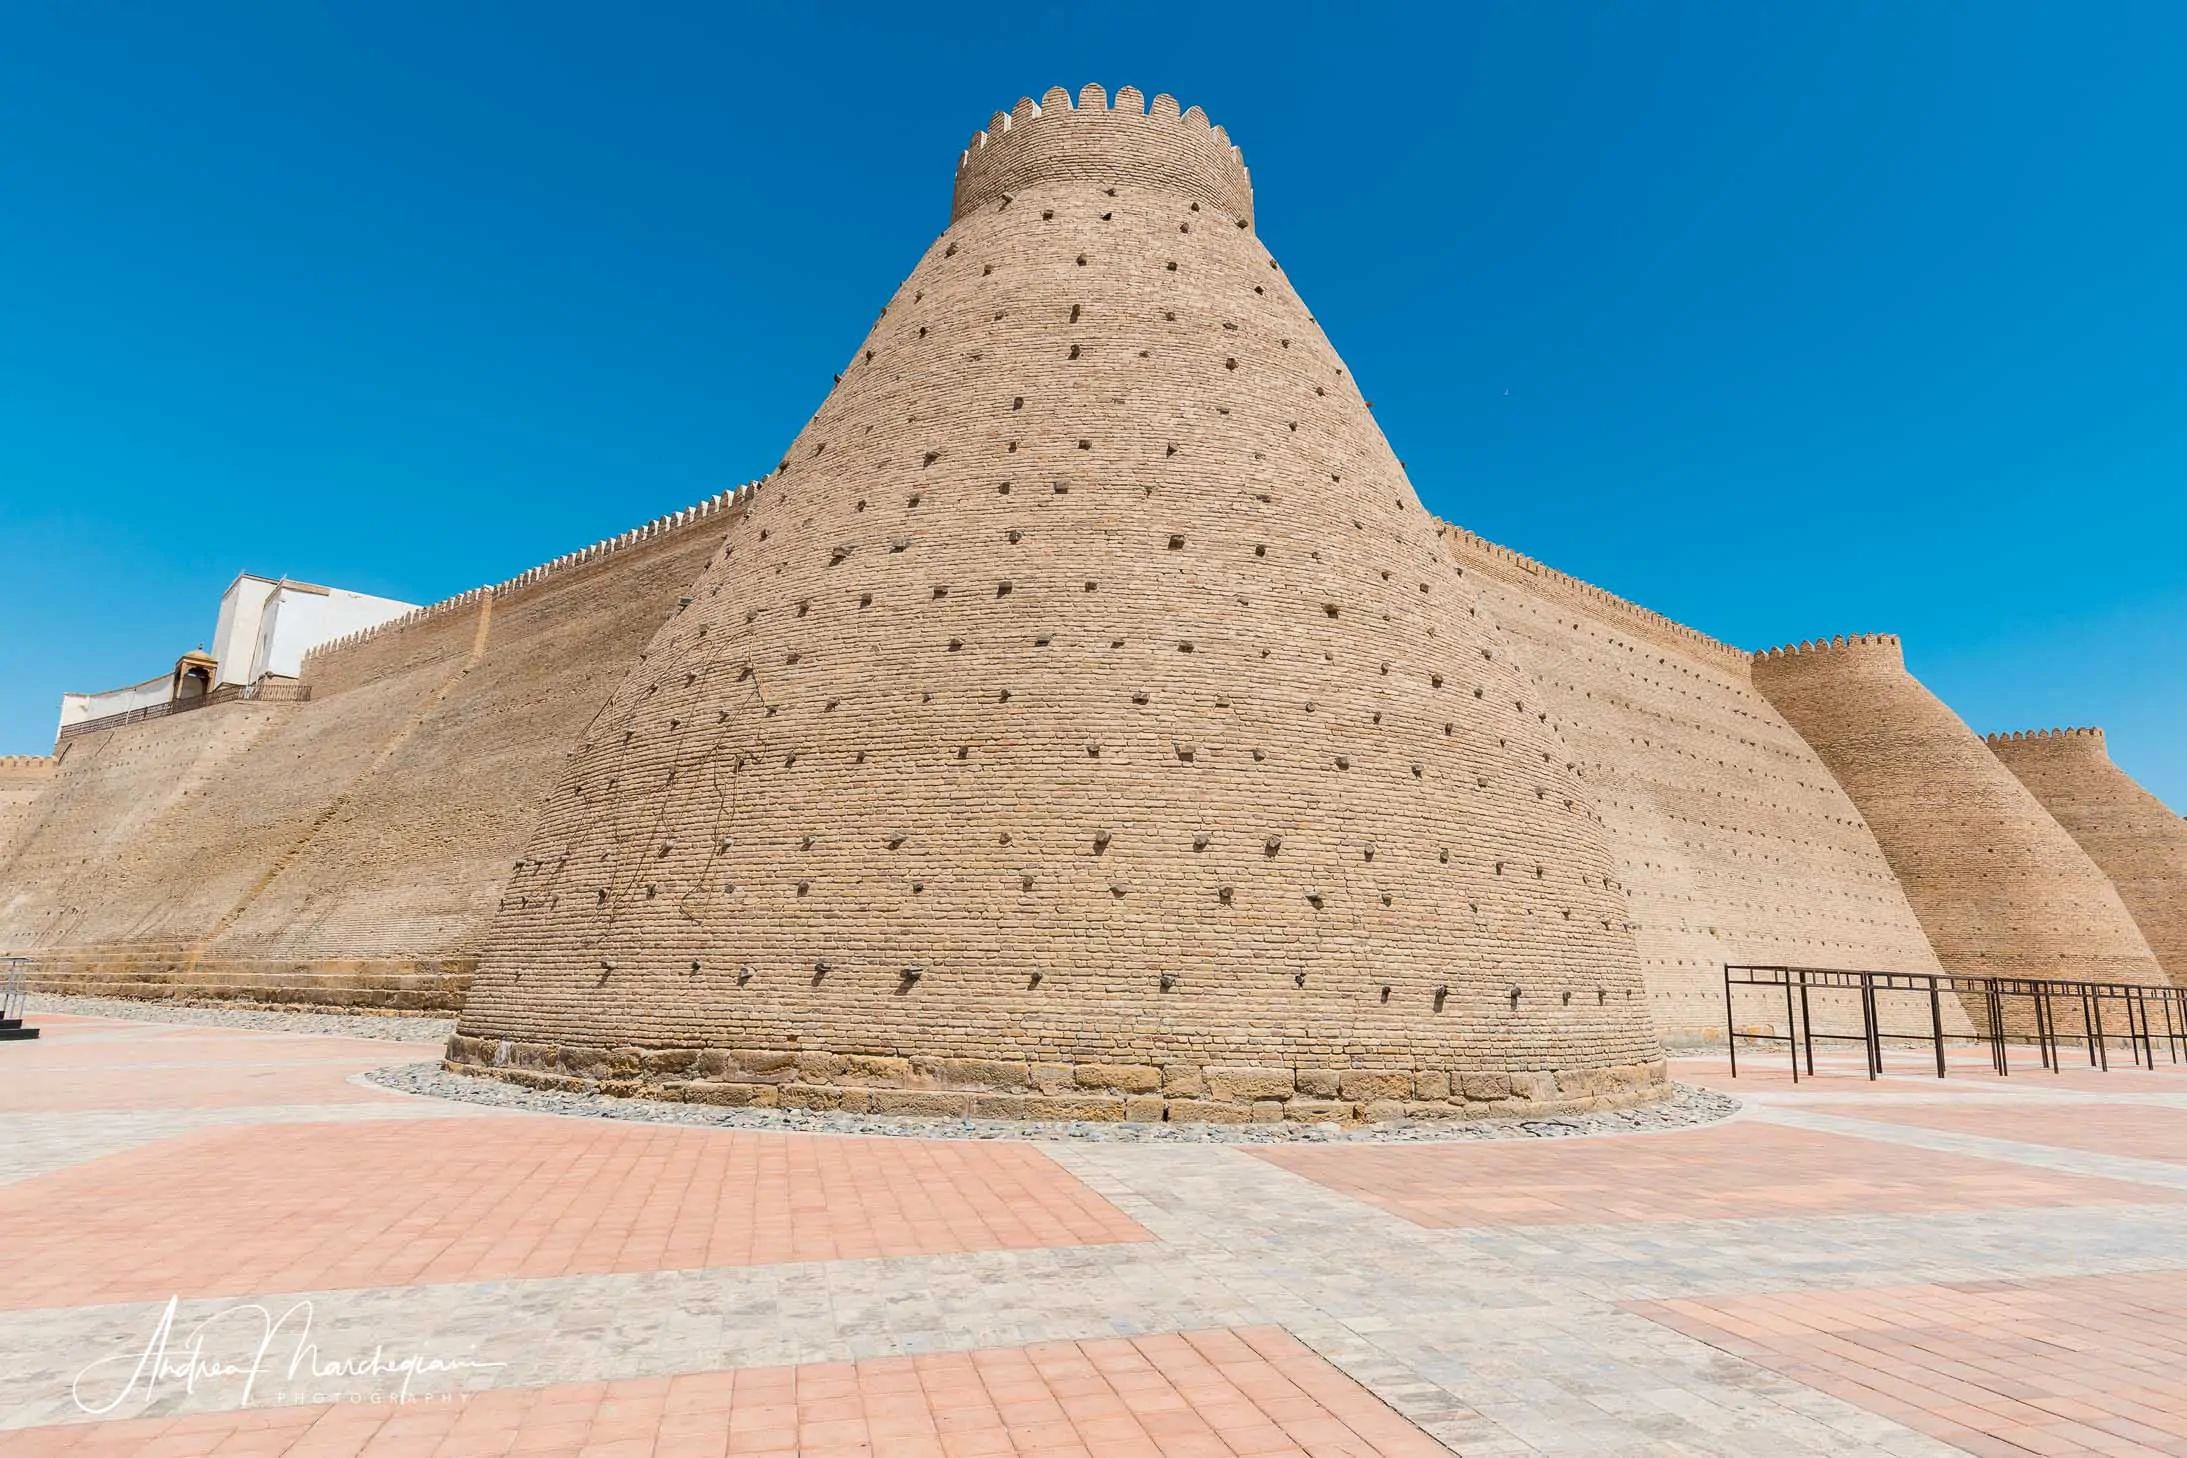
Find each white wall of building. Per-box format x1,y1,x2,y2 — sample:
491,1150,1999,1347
246,581,416,680
57,574,420,737
57,675,172,731
211,575,280,687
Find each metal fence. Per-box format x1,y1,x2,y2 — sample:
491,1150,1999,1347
1723,963,2187,1083
55,678,312,746
0,956,35,1041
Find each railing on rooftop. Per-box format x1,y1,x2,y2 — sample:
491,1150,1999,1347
54,679,312,747
1723,963,2187,1083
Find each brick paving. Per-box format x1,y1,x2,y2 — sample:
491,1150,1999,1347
1253,1121,2185,1226
7,1326,1447,1458
1674,1049,2187,1096
1634,1271,2187,1458
0,1114,1149,1311
4,1014,441,1110
9,1019,2187,1455
1833,1100,2187,1165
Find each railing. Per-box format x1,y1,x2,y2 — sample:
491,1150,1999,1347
0,956,34,1040
55,679,312,746
1723,963,2187,1083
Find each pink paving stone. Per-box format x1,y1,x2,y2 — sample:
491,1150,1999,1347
1252,1121,2187,1227
1834,1100,2187,1165
1674,1049,2187,1096
1671,1057,2010,1096
1,1017,441,1110
2,1063,419,1111
1631,1270,2187,1457
2,1326,1452,1457
0,1115,1150,1309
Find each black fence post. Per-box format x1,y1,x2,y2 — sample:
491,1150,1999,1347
1799,975,1816,1075
1929,977,1946,1077
2040,985,2059,1073
1784,973,1799,1084
1861,973,1880,1079
1724,964,1738,1078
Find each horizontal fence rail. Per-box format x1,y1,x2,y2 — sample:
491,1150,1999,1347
55,679,312,746
1723,963,2187,1083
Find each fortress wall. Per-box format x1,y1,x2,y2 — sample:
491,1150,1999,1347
1439,528,1953,1045
0,704,296,959
2,492,747,1008
1989,728,2187,988
201,511,736,985
0,756,59,865
451,85,1668,1124
1751,637,2165,1021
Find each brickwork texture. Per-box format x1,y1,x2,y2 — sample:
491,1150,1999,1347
6,83,2178,1089
0,500,740,1009
1439,529,1953,1045
1751,636,2165,1012
447,86,1669,1122
0,755,59,868
1989,727,2187,988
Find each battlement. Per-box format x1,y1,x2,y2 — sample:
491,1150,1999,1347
1753,633,1904,666
1436,522,1751,672
952,84,1253,226
0,755,58,775
302,480,764,671
1987,726,2108,748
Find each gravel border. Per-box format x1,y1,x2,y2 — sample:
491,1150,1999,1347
364,1062,1739,1144
26,993,456,1044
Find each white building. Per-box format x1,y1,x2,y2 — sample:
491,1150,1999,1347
56,673,176,729
209,574,417,686
57,574,418,738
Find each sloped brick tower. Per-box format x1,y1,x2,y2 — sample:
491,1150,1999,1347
1988,728,2187,988
1752,636,2165,1005
448,86,1666,1121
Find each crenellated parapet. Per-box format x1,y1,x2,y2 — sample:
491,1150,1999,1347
953,83,1253,226
1437,522,1750,672
1749,634,1908,694
1753,632,1903,665
301,480,764,672
0,754,58,777
1986,726,2107,747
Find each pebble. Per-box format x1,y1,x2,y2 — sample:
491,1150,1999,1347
367,1061,1740,1144
28,993,1740,1143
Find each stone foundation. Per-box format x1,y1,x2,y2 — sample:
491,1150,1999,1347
441,1034,1668,1124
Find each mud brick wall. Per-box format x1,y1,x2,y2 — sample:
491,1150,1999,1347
1440,530,1954,1045
1990,728,2187,989
0,499,739,1009
0,707,294,968
450,85,1669,1123
1752,636,2165,1021
0,756,59,866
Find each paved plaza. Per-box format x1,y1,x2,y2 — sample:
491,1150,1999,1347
7,1013,2187,1455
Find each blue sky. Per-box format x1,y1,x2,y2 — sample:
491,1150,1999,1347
4,3,2181,807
